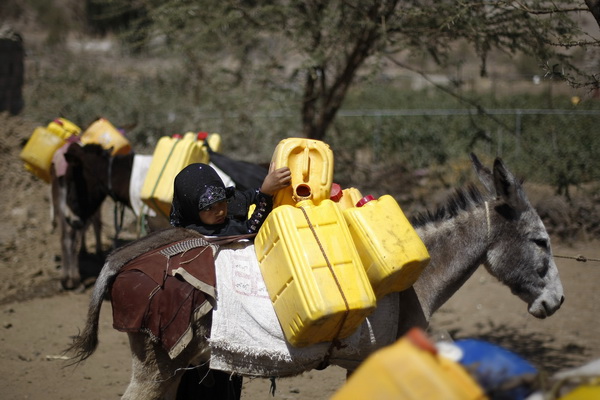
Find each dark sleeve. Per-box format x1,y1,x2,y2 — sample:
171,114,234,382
216,189,273,236
227,188,256,221
245,190,273,234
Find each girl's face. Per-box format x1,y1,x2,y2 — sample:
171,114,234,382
198,200,228,225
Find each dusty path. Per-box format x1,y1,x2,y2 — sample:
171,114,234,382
1,114,599,399
2,239,599,399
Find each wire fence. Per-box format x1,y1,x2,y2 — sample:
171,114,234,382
194,106,600,241
332,108,600,163
195,108,600,198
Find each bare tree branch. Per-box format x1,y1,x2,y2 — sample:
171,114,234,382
585,0,600,28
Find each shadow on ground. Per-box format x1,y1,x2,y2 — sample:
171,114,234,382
0,238,138,305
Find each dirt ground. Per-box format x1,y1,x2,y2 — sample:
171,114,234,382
1,112,600,399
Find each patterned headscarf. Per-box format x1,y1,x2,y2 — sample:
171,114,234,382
170,163,234,227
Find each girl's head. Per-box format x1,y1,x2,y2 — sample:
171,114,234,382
170,163,234,227
197,199,228,225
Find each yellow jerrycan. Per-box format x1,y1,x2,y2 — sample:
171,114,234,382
342,194,430,298
197,131,222,153
141,132,210,219
558,380,600,400
254,198,376,347
46,118,81,139
80,117,132,155
20,118,82,183
331,328,488,400
271,138,334,207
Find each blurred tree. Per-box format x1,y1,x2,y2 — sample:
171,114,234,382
85,0,149,52
113,0,599,140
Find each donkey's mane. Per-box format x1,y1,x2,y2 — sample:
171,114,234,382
410,184,486,228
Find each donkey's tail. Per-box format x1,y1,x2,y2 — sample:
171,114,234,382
64,227,203,366
64,258,120,365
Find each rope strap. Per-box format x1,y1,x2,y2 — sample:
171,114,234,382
299,205,349,363
484,201,491,240
554,254,600,263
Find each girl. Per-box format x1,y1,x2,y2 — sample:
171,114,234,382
170,162,291,236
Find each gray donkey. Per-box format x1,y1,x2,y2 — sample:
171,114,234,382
67,153,564,399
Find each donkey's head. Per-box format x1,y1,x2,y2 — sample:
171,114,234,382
471,153,564,318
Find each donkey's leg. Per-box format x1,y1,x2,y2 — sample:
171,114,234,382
123,332,201,400
50,175,59,232
54,173,82,290
79,209,102,255
123,332,182,400
91,208,103,255
60,215,82,290
177,366,243,400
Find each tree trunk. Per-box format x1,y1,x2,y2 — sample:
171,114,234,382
301,2,399,140
585,0,600,29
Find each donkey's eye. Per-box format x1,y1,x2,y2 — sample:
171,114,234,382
531,238,548,250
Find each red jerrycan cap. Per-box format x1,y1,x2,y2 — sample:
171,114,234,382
197,131,209,140
406,327,438,354
356,195,375,207
330,183,343,202
172,133,183,139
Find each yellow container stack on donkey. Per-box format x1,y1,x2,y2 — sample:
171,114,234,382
343,194,430,298
255,138,376,347
20,118,81,183
141,132,211,220
80,117,132,156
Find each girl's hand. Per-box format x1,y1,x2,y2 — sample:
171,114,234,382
260,165,291,195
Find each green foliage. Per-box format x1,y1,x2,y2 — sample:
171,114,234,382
116,0,599,139
22,44,600,198
16,0,600,199
515,113,600,198
22,48,301,159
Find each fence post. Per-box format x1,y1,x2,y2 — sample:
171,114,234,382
515,109,522,156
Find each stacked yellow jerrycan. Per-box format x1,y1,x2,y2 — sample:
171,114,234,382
20,118,81,183
271,137,335,207
331,328,488,400
342,194,430,298
255,138,376,347
140,132,212,220
47,118,81,138
80,117,132,156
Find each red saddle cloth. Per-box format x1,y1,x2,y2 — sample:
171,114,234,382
111,237,217,359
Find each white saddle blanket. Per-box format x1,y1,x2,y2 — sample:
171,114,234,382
129,154,154,218
209,241,400,377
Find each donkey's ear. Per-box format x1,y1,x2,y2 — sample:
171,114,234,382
470,153,495,195
492,157,528,212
